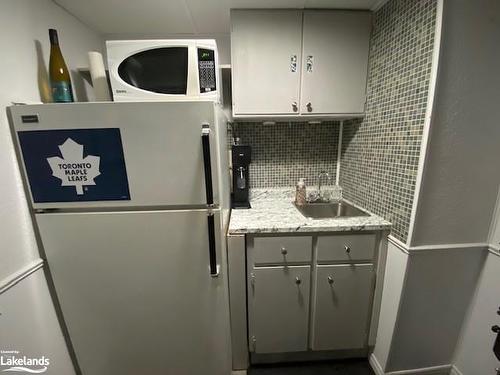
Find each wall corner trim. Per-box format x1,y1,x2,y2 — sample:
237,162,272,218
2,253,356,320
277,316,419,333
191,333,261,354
389,235,490,255
335,121,343,186
370,353,453,375
409,242,489,253
369,353,385,375
488,243,500,257
0,258,44,295
407,0,445,247
450,365,464,375
388,235,409,254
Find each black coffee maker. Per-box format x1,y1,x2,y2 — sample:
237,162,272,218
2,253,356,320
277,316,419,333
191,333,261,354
231,144,251,209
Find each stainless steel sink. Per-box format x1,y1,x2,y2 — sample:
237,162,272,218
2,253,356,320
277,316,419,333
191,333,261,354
294,201,369,219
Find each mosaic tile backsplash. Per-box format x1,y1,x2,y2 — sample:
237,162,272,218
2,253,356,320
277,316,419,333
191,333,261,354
340,0,437,243
229,121,340,188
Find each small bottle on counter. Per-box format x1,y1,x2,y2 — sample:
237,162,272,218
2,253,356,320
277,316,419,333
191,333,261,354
295,178,307,206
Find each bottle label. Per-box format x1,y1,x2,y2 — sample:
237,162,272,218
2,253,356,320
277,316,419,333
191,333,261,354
51,81,73,102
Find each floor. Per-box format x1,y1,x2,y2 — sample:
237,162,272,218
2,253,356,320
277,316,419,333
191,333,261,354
248,359,375,375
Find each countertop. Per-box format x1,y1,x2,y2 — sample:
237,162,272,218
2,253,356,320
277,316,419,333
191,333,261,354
228,188,392,234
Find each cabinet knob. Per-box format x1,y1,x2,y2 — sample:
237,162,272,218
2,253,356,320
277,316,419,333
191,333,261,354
327,276,334,285
292,102,298,112
281,247,287,255
344,245,351,253
295,276,301,285
306,102,312,112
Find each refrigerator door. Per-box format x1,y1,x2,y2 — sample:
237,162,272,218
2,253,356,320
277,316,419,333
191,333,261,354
9,102,221,209
35,209,231,375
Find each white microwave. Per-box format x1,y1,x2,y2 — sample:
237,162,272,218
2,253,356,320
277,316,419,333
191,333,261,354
106,39,219,102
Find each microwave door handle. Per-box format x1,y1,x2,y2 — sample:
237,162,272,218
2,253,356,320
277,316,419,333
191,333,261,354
201,124,214,206
207,213,219,277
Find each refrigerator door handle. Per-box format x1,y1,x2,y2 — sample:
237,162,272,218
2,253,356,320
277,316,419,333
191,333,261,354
201,124,214,206
207,213,220,277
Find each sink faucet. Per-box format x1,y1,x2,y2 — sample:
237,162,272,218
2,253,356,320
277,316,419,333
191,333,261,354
317,171,330,200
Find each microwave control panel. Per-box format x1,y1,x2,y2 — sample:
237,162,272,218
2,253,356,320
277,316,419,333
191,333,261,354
198,48,216,93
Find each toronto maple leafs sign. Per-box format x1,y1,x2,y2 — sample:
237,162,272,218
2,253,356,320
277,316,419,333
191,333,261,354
47,138,101,195
17,128,130,203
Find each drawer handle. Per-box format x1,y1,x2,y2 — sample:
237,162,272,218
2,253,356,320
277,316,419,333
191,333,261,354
295,276,301,285
281,247,288,255
344,245,351,253
327,276,334,285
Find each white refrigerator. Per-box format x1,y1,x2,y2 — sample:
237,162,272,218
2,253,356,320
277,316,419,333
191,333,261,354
8,102,232,375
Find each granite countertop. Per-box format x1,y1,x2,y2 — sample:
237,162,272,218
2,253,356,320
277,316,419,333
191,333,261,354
228,188,392,234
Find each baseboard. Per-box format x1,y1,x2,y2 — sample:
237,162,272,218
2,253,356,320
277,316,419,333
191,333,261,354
386,364,451,375
369,354,452,375
449,365,463,375
251,348,368,364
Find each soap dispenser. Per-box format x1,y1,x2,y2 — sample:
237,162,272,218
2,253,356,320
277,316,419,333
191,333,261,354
295,178,307,205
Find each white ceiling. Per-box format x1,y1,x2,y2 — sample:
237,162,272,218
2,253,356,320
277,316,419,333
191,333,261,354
54,0,384,35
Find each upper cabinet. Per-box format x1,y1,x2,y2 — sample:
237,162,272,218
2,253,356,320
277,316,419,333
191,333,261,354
300,11,372,115
230,9,372,119
230,10,303,115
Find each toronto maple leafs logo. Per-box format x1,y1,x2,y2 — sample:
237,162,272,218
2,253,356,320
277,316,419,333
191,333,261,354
47,138,100,195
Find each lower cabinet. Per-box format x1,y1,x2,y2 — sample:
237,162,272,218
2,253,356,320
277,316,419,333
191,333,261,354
247,235,377,355
248,266,311,353
312,264,374,351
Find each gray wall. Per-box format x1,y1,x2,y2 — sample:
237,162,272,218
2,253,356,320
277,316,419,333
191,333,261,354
0,268,75,374
372,241,408,370
452,251,500,375
340,0,437,243
451,187,500,374
410,0,500,246
374,1,500,373
0,0,104,281
385,247,486,372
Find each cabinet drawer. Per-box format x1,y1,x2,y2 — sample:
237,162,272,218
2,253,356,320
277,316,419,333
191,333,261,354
252,236,312,265
317,234,375,262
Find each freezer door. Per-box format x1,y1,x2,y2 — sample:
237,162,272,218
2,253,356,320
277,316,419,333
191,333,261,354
35,209,231,375
9,102,221,209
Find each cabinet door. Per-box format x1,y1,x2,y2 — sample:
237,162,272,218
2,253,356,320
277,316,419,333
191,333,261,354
248,266,310,353
300,11,371,114
312,264,374,351
231,10,302,115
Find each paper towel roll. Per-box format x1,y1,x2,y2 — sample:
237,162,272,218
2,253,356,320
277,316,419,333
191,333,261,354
88,51,111,101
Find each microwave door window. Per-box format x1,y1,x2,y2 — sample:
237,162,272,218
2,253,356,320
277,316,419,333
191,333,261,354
118,47,188,94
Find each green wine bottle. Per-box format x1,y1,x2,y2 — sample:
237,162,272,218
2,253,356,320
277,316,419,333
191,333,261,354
49,29,74,102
